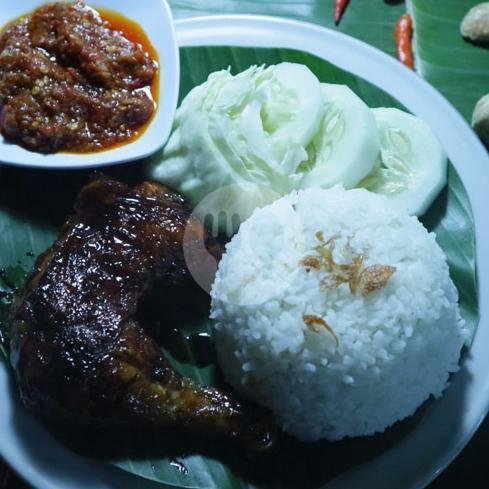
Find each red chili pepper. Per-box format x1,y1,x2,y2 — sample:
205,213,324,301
395,13,414,69
334,0,349,26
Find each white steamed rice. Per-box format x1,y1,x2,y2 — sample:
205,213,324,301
210,187,469,441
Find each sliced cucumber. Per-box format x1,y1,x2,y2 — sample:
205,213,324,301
359,108,447,216
299,83,380,189
255,62,325,166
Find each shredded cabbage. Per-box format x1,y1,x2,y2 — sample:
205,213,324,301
148,63,379,224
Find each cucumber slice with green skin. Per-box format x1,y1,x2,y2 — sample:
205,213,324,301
359,108,447,216
299,83,380,189
254,62,325,166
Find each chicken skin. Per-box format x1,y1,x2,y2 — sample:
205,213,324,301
10,177,275,451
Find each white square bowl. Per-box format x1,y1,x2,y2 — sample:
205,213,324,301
0,0,179,169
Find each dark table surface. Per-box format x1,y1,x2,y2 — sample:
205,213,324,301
2,417,489,489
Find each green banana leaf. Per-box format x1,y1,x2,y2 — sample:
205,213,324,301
169,0,407,57
408,0,489,122
170,0,489,125
0,45,478,489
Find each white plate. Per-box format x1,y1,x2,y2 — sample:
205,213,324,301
0,0,179,169
1,14,488,489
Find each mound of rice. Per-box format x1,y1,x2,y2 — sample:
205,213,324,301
210,187,468,441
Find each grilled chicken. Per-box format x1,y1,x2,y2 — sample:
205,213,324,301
10,177,275,451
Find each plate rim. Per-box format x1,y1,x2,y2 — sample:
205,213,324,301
1,13,488,489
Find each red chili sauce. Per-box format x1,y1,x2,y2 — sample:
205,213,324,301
0,1,159,154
